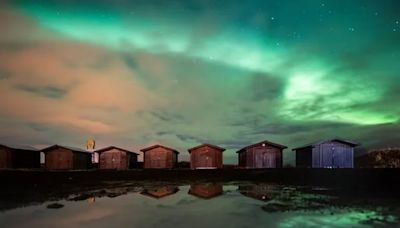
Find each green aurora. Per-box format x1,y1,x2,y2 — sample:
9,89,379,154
0,0,399,163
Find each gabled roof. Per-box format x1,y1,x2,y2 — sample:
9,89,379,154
41,144,91,154
188,143,226,153
140,144,179,154
237,140,287,153
188,184,223,199
0,144,38,151
94,146,139,155
292,138,359,151
140,187,179,199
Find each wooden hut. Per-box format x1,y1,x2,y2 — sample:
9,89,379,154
188,143,225,169
237,140,287,168
188,183,223,199
95,146,138,170
0,144,40,169
140,144,179,169
293,138,358,168
42,145,92,170
141,186,179,199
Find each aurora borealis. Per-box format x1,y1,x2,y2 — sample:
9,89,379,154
0,0,399,164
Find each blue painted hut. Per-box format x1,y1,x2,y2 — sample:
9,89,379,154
292,138,358,168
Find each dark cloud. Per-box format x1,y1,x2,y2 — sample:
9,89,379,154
15,85,67,99
248,73,285,101
0,70,11,80
120,52,138,70
149,111,187,124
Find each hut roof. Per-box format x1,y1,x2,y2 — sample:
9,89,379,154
188,143,226,153
140,187,179,199
94,146,139,155
237,140,287,153
0,144,38,151
292,138,359,151
140,144,179,154
41,144,91,154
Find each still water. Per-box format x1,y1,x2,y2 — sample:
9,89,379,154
0,182,399,228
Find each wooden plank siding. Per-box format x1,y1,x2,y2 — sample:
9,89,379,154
294,139,358,168
43,145,91,170
96,146,138,170
295,147,312,168
188,144,225,169
0,145,40,169
0,147,12,169
237,140,287,169
141,145,179,169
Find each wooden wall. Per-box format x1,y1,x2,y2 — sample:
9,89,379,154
129,154,138,169
99,148,129,170
238,145,283,168
312,141,354,168
295,147,313,168
0,147,12,169
45,148,91,170
144,147,176,169
45,148,73,170
190,145,223,169
12,150,41,169
73,152,91,170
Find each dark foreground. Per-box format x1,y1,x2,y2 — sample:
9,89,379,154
1,169,400,227
1,168,400,189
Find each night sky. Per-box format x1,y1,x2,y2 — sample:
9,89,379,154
0,0,399,164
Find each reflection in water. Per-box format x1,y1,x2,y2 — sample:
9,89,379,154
188,183,223,199
87,197,95,205
141,186,179,199
46,203,64,209
238,184,276,202
0,182,399,227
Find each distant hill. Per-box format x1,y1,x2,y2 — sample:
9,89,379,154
356,148,400,168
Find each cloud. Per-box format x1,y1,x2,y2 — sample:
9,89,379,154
0,2,399,165
15,85,67,99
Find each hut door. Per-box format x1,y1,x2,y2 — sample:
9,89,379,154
152,151,166,168
264,152,275,168
255,150,264,168
199,152,212,168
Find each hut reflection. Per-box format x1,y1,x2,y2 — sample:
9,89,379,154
188,183,223,199
238,184,276,202
87,197,96,204
141,186,180,199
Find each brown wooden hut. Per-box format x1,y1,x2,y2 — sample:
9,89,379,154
0,144,40,169
141,186,179,199
42,145,92,170
237,140,287,168
188,183,223,199
188,143,225,169
140,144,179,169
95,146,138,170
